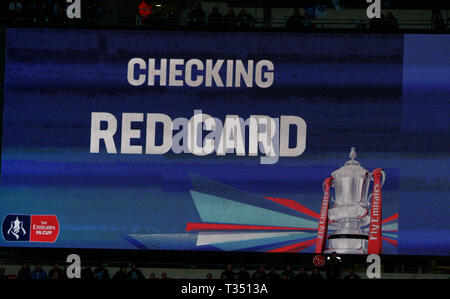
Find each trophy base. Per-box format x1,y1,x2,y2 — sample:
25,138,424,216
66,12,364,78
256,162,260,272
324,248,367,255
325,236,368,255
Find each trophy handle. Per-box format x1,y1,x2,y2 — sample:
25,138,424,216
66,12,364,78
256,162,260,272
323,178,335,205
369,169,386,187
380,169,386,188
322,178,334,191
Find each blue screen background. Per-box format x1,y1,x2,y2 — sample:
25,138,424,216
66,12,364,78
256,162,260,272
0,29,448,255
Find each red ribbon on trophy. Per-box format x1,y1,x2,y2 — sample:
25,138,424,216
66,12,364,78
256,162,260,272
315,177,333,254
367,168,384,254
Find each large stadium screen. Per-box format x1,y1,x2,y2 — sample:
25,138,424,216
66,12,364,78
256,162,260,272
0,29,448,255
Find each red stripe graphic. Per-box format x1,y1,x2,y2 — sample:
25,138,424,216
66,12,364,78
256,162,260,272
264,197,320,219
268,238,317,253
368,169,383,254
186,223,317,232
315,178,333,254
382,213,398,224
382,236,398,247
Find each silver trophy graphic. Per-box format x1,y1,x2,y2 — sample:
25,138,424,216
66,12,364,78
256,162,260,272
320,147,385,254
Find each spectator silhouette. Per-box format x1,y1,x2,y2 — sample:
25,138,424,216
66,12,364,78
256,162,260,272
8,0,23,20
17,263,31,280
113,265,128,280
385,11,398,29
94,264,110,280
252,266,266,280
344,269,361,279
237,265,250,280
326,252,342,279
0,267,6,280
51,271,61,280
223,7,237,29
310,268,324,280
189,3,206,28
48,263,64,280
303,12,312,29
267,267,280,280
281,264,295,279
208,6,222,29
286,7,304,29
238,9,255,29
128,264,145,280
431,9,446,31
221,264,235,280
31,264,47,280
294,267,309,280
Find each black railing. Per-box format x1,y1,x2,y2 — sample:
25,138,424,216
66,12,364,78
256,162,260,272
0,12,448,33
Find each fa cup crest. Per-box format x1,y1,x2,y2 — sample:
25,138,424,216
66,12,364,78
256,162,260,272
7,217,27,240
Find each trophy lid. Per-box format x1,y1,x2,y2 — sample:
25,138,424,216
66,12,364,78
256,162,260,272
331,147,369,178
